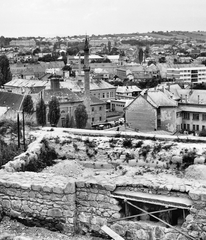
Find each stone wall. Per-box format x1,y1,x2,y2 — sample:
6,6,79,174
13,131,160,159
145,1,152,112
75,177,206,240
0,172,76,234
75,180,120,234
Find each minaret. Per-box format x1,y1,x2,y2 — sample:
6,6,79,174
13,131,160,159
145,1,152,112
83,36,91,127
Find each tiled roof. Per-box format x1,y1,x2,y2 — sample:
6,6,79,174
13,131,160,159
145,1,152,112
116,85,141,93
44,88,82,104
142,90,178,108
4,79,48,88
76,92,106,105
60,79,115,91
0,91,23,111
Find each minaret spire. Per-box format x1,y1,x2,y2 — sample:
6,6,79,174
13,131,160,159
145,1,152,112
83,35,91,128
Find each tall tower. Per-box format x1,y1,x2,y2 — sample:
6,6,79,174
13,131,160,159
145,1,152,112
83,36,91,127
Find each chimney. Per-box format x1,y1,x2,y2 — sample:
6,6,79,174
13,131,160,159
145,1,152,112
50,76,60,90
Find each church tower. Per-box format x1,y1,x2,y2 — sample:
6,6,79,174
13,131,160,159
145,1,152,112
83,36,91,127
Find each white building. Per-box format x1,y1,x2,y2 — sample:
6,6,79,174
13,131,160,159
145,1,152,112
166,64,206,83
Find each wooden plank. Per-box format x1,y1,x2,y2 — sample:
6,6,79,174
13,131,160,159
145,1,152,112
101,225,125,240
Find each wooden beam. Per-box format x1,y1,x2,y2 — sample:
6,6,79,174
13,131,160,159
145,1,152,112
108,207,177,223
127,201,196,240
101,225,125,240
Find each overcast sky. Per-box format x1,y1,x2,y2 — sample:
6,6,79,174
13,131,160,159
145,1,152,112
1,0,206,37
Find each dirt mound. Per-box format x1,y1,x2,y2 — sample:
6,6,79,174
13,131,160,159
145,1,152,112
42,160,94,178
185,164,206,180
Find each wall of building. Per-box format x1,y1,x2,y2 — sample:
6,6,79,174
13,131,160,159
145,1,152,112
91,104,106,124
160,107,176,133
91,88,116,101
126,96,156,131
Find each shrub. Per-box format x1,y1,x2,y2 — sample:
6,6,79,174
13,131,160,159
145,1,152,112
135,140,143,148
122,138,133,148
199,129,206,137
182,151,196,169
84,138,96,148
24,139,58,172
0,139,23,167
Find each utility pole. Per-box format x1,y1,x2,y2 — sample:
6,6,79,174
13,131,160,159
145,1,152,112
17,111,20,149
22,110,25,151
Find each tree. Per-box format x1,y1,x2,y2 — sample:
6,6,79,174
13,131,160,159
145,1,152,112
0,55,12,86
22,95,34,115
108,41,111,53
65,113,70,128
48,96,60,127
144,46,150,59
36,98,47,126
138,48,144,64
74,104,88,129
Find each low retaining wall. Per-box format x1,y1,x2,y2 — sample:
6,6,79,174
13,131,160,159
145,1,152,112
0,172,76,234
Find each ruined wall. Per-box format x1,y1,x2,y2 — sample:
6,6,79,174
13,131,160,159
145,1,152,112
75,180,120,234
75,177,206,240
0,172,76,234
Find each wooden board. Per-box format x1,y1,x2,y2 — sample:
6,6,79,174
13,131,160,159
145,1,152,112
101,225,125,240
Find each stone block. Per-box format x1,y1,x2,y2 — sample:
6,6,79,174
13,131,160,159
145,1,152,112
87,193,96,201
31,184,42,191
47,208,62,217
78,212,91,223
102,184,116,191
96,194,105,201
11,200,22,210
2,199,11,209
201,194,206,202
22,205,32,214
28,191,35,199
42,186,52,193
10,209,21,218
53,186,64,194
189,190,200,200
78,192,88,200
64,182,75,194
111,212,121,219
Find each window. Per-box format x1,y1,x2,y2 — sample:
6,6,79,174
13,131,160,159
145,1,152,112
92,107,94,112
99,116,102,121
187,124,190,131
92,117,94,122
193,113,199,120
107,92,109,98
196,125,199,131
99,106,102,111
183,112,190,120
202,125,205,130
193,125,195,131
102,93,105,98
203,114,206,121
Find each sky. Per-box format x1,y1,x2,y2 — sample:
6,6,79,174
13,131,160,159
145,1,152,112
1,0,206,37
